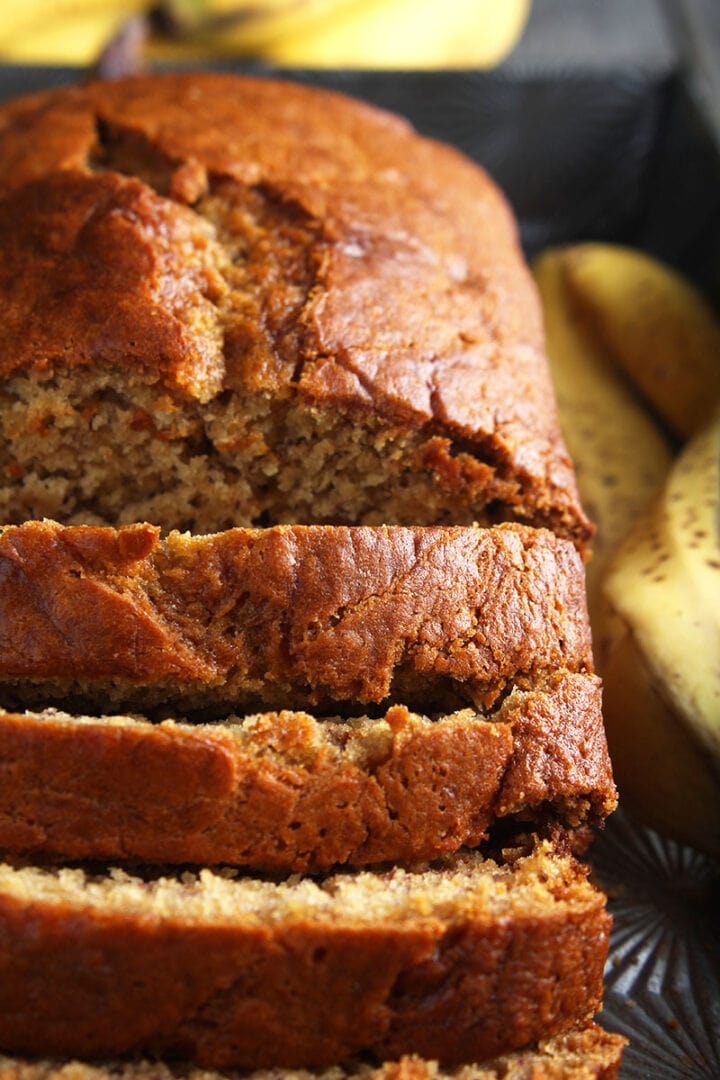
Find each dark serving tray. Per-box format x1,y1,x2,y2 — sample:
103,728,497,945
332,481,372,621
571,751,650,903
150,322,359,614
593,810,720,1079
1,3,719,1074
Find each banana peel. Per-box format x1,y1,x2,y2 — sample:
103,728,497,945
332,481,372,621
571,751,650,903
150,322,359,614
0,0,531,69
598,416,720,857
563,243,720,439
533,249,673,621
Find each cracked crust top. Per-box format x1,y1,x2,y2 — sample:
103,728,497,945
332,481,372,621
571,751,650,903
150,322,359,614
0,74,590,544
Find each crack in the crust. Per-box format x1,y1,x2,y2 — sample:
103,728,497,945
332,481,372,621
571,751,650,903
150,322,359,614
87,114,507,427
1,535,80,661
422,359,551,529
88,115,111,172
80,115,546,536
301,528,452,648
38,114,589,547
200,179,326,392
303,343,536,527
295,529,586,708
86,115,325,391
215,179,325,373
89,115,177,196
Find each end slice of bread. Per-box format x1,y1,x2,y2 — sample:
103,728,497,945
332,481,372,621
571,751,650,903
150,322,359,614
0,74,590,548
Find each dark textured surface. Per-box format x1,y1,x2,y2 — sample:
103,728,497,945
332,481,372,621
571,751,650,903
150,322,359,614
593,810,720,1080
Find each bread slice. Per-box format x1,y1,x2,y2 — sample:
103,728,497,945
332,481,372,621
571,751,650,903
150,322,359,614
0,74,590,547
0,1023,627,1080
0,666,615,868
0,843,609,1069
0,521,596,717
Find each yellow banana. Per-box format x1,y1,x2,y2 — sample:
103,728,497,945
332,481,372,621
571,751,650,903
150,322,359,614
160,0,367,57
262,0,531,69
0,1,145,64
533,249,672,621
0,0,530,69
599,415,720,857
563,243,720,438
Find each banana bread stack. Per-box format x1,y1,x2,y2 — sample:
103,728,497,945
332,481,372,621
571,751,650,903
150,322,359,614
0,75,625,1078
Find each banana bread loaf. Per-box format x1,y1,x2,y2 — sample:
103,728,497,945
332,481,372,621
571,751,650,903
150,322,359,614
0,842,610,1069
0,1022,627,1080
0,668,615,868
0,75,615,1078
0,521,596,716
0,74,590,547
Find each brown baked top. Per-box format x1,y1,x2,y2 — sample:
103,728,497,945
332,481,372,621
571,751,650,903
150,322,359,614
0,521,593,714
0,844,610,1069
0,74,590,544
0,671,616,870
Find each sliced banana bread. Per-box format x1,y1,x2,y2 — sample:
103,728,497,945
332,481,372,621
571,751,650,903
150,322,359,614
0,843,610,1069
0,1022,627,1080
0,75,615,1080
0,667,614,868
0,521,596,716
0,74,589,547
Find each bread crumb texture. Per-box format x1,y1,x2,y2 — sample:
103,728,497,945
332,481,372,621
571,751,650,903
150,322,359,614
0,841,589,922
0,1021,627,1080
0,843,611,1068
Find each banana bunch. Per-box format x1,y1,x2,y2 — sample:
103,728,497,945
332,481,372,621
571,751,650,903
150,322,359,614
253,0,532,69
563,244,720,438
600,418,720,857
533,251,673,618
534,243,720,857
0,0,531,69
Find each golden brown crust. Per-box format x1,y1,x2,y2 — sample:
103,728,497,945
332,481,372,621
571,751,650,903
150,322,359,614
0,671,615,869
0,854,610,1069
0,170,225,400
0,74,590,544
0,1022,627,1080
0,521,595,714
